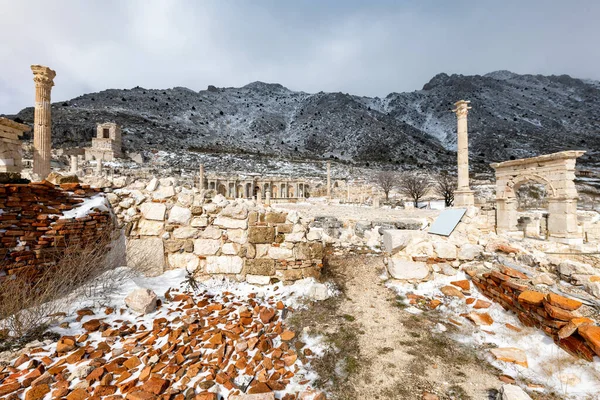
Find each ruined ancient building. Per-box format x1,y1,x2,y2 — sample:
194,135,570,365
0,117,29,176
85,122,122,161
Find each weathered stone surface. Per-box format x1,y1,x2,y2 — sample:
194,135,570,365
578,325,600,356
246,259,275,276
172,226,197,239
490,348,528,367
140,203,166,221
220,203,249,219
137,219,164,236
222,242,241,255
248,226,275,244
268,246,294,260
266,212,287,224
467,312,493,326
546,293,582,311
433,242,457,259
517,291,545,306
458,244,483,260
246,275,271,285
193,239,221,256
557,260,596,276
214,216,247,229
168,252,200,271
168,206,192,225
127,238,165,277
440,285,465,298
152,185,175,200
125,288,158,314
387,259,430,281
145,178,159,192
205,256,244,274
191,216,208,227
227,229,248,244
558,317,594,339
201,226,222,239
498,384,532,400
382,230,425,253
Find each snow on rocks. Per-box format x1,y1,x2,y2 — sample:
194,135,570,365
0,270,329,399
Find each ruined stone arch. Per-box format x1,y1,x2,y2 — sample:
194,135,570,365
491,151,585,244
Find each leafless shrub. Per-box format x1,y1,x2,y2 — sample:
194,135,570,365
375,171,398,201
398,172,432,207
434,172,456,207
0,226,124,339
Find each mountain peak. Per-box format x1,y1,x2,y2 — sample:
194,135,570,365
484,70,519,80
242,81,288,92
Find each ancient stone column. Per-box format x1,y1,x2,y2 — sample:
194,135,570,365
452,100,475,207
96,159,103,176
265,191,271,206
70,155,78,174
31,65,56,179
327,162,331,199
199,164,205,190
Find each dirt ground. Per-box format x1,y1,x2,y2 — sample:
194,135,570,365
290,253,504,400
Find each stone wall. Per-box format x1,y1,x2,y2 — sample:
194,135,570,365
467,265,600,361
0,181,114,284
115,183,324,283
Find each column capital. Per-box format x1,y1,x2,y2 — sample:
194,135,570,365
31,65,56,87
452,100,471,117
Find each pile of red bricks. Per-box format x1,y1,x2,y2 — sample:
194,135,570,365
0,288,324,399
468,266,600,361
0,181,113,282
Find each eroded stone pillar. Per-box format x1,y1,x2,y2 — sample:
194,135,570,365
327,162,331,199
70,155,78,174
452,100,474,207
96,159,103,176
31,65,56,179
495,198,518,234
199,164,204,190
265,191,271,206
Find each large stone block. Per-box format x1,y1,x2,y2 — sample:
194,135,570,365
168,252,200,271
172,226,197,239
382,230,426,253
246,275,271,285
266,212,287,224
294,242,324,260
168,206,192,225
152,185,175,200
458,244,483,260
140,203,166,221
201,226,222,239
248,226,276,244
127,237,165,277
205,256,244,274
276,268,303,281
191,216,208,227
433,242,457,260
138,219,164,236
387,259,430,281
246,259,276,276
220,203,249,219
214,216,247,229
125,288,158,314
227,229,248,244
193,239,221,255
222,242,241,255
268,246,293,260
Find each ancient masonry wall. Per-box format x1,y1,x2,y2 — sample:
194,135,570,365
0,182,114,283
467,266,600,361
123,194,324,284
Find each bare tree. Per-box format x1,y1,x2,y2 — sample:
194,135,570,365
398,172,432,207
434,172,456,207
375,171,398,201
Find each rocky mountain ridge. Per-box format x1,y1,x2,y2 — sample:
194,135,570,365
8,70,600,170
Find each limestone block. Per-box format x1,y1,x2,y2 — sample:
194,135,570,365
246,259,276,276
159,177,176,187
227,229,248,244
205,256,244,274
294,243,311,260
256,244,270,258
248,226,276,244
214,216,247,229
268,246,294,260
177,192,194,207
405,240,434,258
125,288,158,314
275,224,293,234
172,226,197,239
387,259,430,281
168,206,192,225
309,242,324,259
246,275,271,285
285,232,305,243
164,239,185,253
191,216,208,228
498,384,532,400
127,237,165,276
266,212,287,224
138,219,164,236
558,260,596,276
245,243,256,259
306,228,323,241
433,242,457,260
168,252,199,271
193,239,221,255
201,226,222,239
382,230,426,253
119,198,134,209
140,203,166,221
276,268,303,281
458,244,483,260
130,190,146,205
153,185,175,200
222,242,241,255
146,178,159,192
220,203,249,219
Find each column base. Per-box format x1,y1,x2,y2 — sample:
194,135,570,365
454,190,475,207
548,236,583,246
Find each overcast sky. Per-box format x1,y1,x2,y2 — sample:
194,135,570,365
1,0,598,114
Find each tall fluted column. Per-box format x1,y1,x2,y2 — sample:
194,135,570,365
327,162,331,199
31,65,56,179
199,164,205,190
452,100,475,207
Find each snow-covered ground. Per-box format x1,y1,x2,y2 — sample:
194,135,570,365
387,272,600,398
